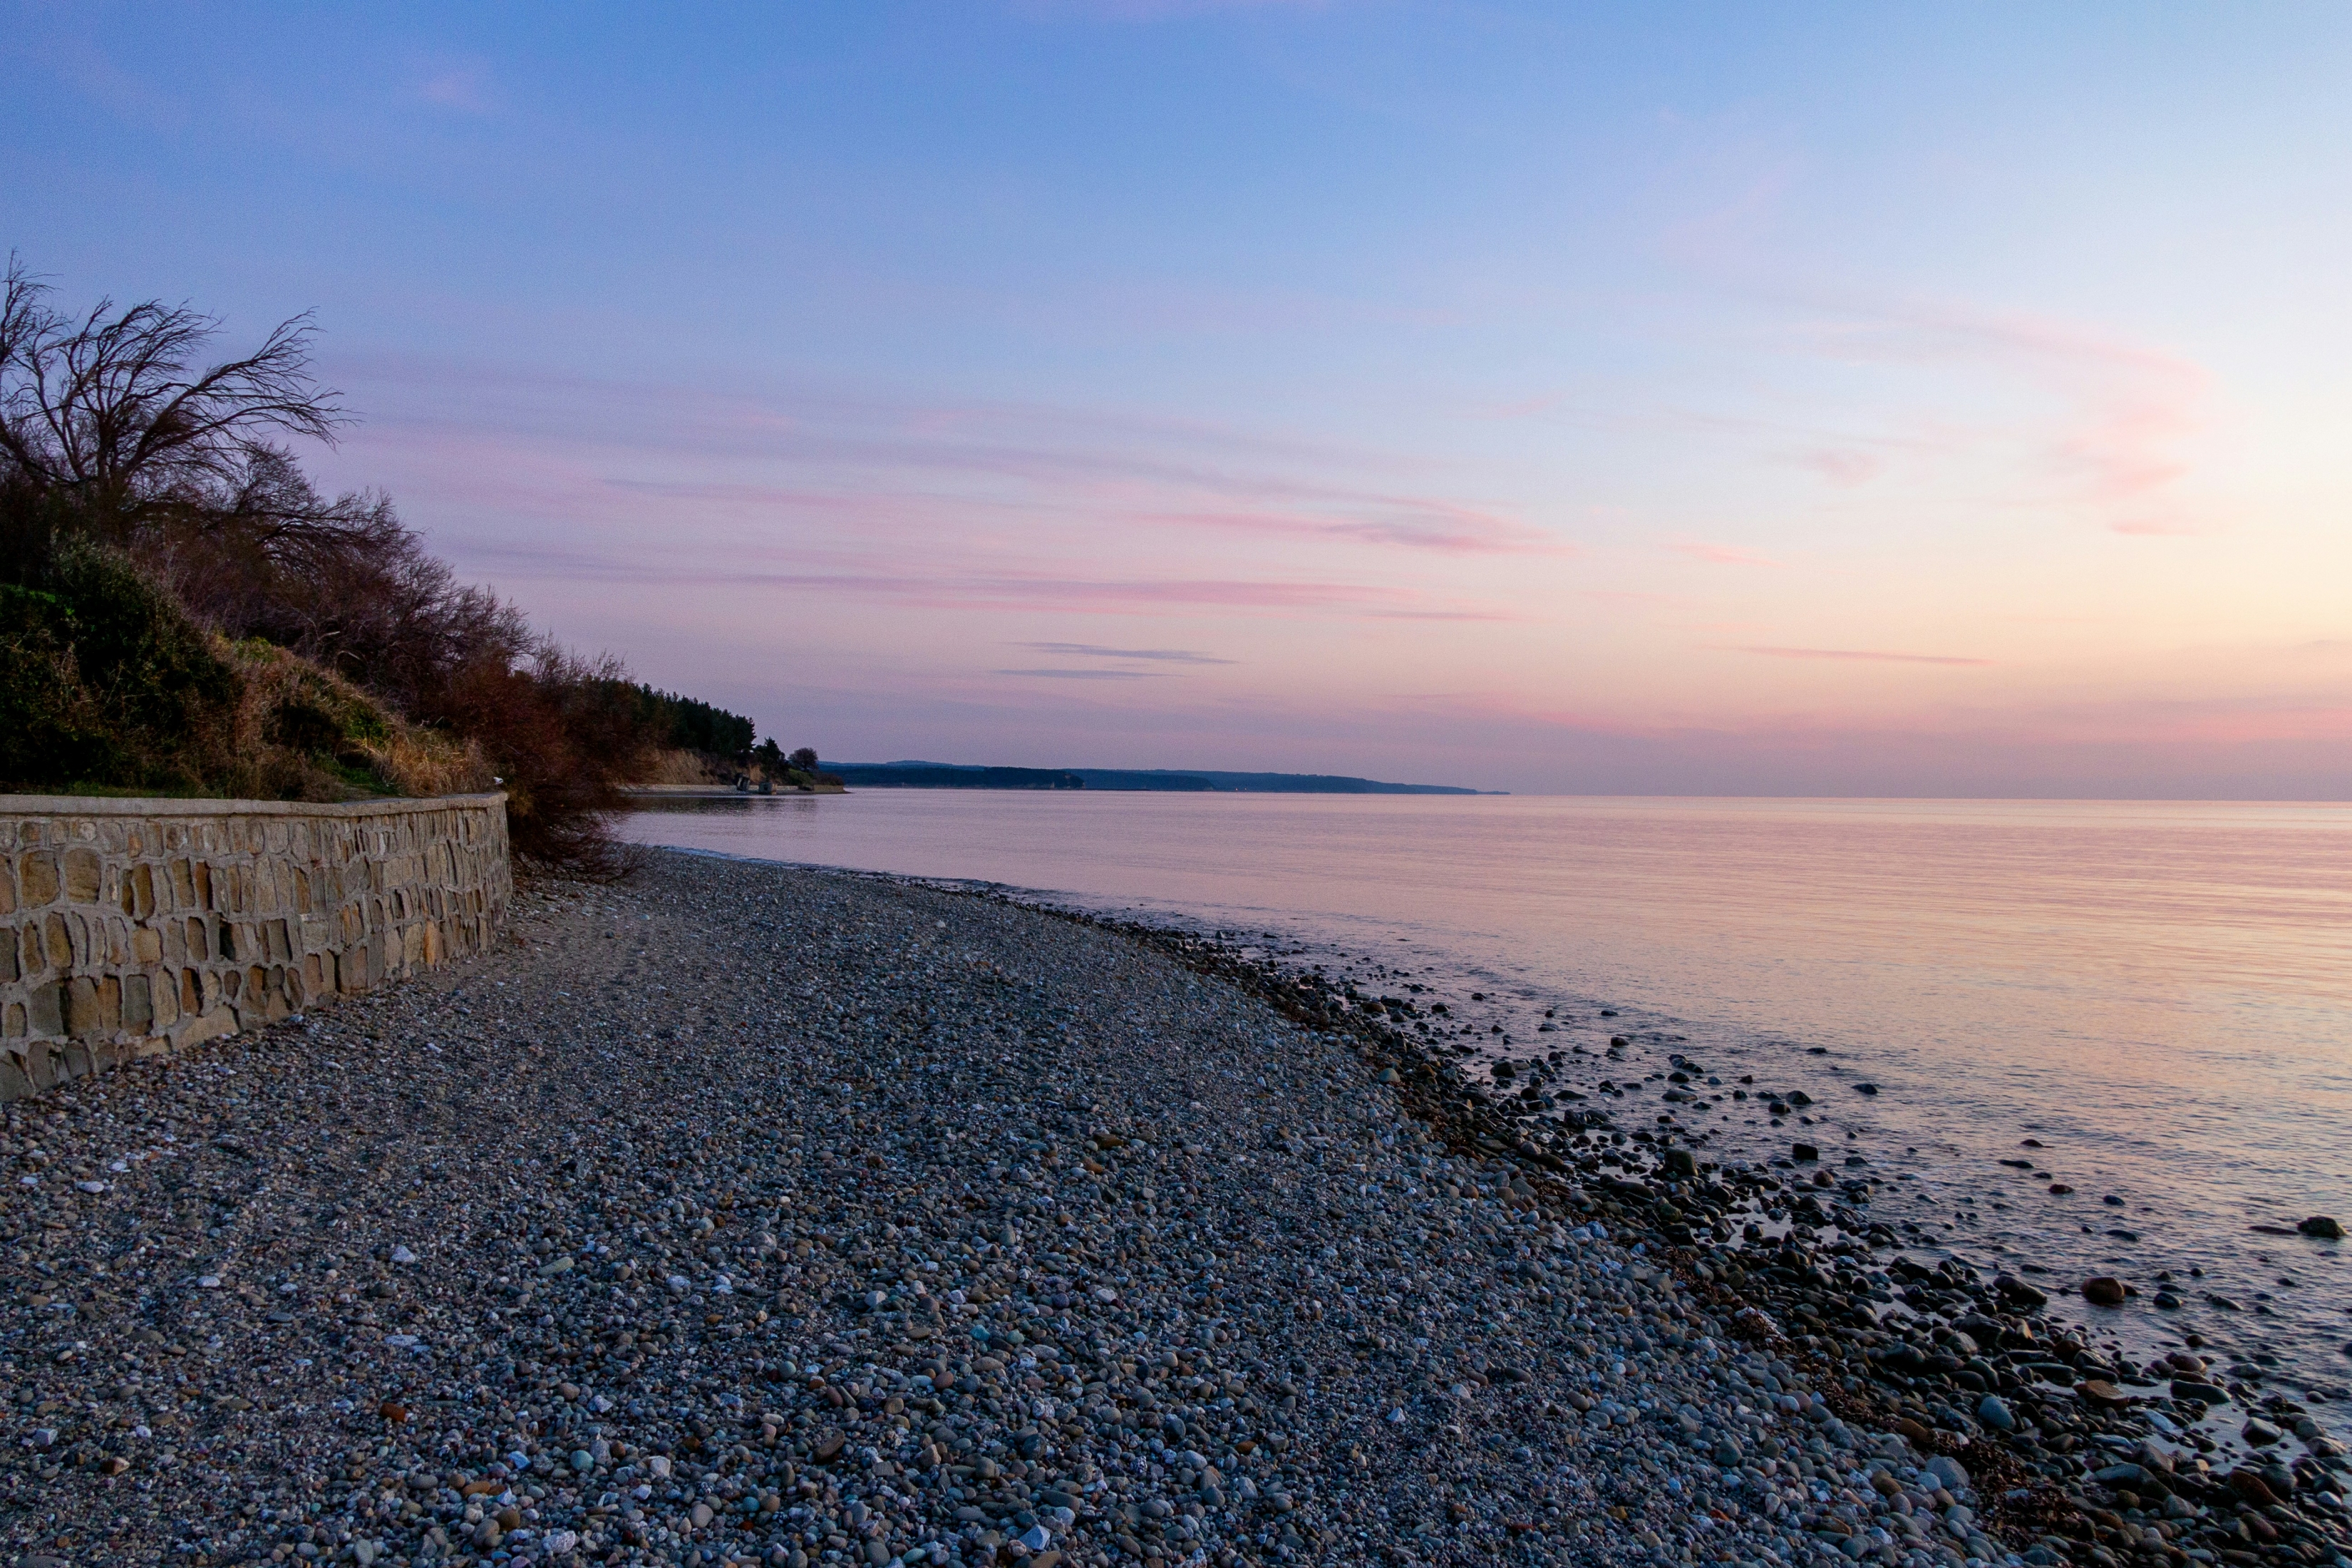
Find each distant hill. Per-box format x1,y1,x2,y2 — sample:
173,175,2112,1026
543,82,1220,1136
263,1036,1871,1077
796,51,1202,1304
820,761,1498,795
823,763,1081,790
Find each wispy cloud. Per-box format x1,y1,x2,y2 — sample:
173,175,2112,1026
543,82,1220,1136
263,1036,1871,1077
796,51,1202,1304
1135,498,1560,555
453,542,1510,620
1670,541,1783,567
331,356,1536,634
1724,645,1993,666
1781,447,1884,487
994,667,1165,679
1014,0,1328,20
1776,292,2212,534
418,61,498,115
1018,643,1236,664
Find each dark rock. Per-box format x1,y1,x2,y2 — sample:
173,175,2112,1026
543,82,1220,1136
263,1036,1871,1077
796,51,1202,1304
1791,1143,1819,1162
1852,1083,1877,1095
1996,1276,2049,1310
1923,1455,1969,1491
2078,1379,2130,1409
2080,1276,2125,1307
2299,1215,2344,1240
1875,1343,1926,1373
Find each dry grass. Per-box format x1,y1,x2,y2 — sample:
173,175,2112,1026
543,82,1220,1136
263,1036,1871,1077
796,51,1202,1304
639,746,721,785
215,640,495,801
353,728,494,797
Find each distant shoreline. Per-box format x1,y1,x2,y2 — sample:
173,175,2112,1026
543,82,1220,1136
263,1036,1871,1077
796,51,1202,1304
819,761,1502,795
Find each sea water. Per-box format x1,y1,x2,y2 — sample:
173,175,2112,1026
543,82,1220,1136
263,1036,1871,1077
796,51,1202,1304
621,792,2352,1396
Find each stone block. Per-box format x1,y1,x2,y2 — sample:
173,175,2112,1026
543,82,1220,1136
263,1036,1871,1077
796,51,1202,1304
61,847,101,904
26,982,63,1037
19,852,58,906
65,976,100,1033
174,1007,237,1050
123,973,152,1030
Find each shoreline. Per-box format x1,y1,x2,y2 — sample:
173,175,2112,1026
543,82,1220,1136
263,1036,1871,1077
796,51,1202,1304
0,850,2336,1568
972,892,2352,1567
642,847,2352,1567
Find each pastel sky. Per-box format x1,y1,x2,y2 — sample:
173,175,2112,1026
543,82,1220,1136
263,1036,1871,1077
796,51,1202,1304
9,2,2351,795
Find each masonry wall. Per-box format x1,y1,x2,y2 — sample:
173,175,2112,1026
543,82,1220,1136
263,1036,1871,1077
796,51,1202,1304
0,793,510,1100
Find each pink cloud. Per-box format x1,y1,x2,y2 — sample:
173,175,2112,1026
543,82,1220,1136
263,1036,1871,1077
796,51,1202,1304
1670,541,1782,567
1464,392,1566,421
1012,0,1327,19
1724,646,1993,667
455,541,1510,621
418,61,498,115
1134,498,1561,555
339,360,1536,566
1018,642,1235,664
1783,447,1884,487
994,668,1166,680
2108,517,2207,538
1777,292,2213,533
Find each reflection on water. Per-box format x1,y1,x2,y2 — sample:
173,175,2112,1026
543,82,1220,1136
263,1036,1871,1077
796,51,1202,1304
621,793,2352,1391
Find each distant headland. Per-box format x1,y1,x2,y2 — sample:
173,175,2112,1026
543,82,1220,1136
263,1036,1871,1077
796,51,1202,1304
819,760,1503,795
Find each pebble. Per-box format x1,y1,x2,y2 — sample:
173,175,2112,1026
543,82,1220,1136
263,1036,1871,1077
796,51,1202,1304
0,852,2342,1568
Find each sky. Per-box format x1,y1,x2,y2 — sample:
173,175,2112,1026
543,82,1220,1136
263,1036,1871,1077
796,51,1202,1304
7,2,2351,796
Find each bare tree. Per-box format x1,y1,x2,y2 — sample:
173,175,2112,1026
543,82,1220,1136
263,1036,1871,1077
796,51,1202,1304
0,254,346,540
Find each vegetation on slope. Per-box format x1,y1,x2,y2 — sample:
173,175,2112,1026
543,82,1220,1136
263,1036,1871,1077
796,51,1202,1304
0,256,806,870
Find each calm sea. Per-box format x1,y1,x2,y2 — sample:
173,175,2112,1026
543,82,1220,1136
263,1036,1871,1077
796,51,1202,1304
620,793,2352,1395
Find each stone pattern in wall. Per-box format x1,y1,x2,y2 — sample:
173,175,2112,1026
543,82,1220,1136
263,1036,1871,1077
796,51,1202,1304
0,793,510,1100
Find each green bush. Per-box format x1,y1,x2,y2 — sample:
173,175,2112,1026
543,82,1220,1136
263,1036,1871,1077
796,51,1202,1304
0,542,240,793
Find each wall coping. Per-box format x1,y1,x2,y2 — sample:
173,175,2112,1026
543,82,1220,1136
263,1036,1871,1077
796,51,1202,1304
0,793,507,819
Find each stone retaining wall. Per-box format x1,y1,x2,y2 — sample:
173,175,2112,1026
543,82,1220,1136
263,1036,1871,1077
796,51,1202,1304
0,793,509,1099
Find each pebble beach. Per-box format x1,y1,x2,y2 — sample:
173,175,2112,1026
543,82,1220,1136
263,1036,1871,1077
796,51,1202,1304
0,851,2344,1568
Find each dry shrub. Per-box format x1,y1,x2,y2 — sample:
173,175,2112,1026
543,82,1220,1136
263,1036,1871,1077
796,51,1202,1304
421,647,656,877
220,640,492,803
354,728,492,798
639,747,721,785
